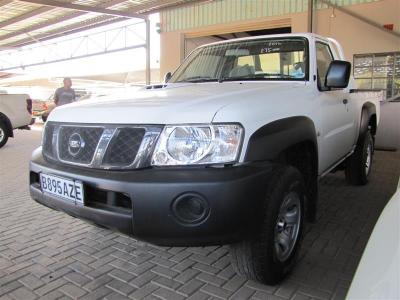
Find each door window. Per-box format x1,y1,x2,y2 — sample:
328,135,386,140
316,42,333,89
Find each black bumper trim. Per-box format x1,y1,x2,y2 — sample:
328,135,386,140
30,148,273,246
31,186,133,234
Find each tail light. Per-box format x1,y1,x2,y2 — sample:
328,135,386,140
26,99,32,115
43,103,48,110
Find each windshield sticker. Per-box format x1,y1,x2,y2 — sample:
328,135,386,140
261,47,280,53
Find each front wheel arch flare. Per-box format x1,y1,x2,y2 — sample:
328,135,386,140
244,116,318,163
244,116,319,222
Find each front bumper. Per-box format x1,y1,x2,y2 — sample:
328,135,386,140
30,148,272,246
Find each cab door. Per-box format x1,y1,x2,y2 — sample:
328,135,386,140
315,41,356,173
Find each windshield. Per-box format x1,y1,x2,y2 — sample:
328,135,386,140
170,38,308,83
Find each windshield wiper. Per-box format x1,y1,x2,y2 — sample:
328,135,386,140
176,76,218,83
257,73,298,78
218,76,265,83
218,73,299,83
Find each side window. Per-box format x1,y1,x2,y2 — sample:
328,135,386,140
316,42,333,88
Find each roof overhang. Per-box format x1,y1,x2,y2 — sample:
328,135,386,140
0,0,213,49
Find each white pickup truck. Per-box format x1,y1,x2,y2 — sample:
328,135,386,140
30,33,382,284
0,93,33,148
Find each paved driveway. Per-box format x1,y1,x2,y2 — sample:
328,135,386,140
1,129,399,300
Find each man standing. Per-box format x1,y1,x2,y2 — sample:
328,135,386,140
54,78,76,106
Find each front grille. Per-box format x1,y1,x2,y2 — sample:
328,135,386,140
103,128,146,166
58,126,103,164
42,122,162,169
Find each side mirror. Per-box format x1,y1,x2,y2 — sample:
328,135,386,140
164,72,172,83
325,60,351,89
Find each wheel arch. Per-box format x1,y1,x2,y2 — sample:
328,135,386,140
244,116,318,163
244,116,319,222
0,112,13,137
360,102,377,137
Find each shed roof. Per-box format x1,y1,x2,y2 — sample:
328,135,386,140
0,0,208,49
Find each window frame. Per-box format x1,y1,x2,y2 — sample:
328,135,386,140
315,41,335,91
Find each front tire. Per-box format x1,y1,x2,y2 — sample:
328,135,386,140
345,130,373,185
0,122,9,148
229,166,305,285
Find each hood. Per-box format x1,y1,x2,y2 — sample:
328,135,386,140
49,82,303,124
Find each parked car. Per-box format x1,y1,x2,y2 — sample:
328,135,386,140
346,178,400,299
0,93,33,148
30,33,382,284
32,98,53,122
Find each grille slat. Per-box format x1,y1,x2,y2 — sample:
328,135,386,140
42,122,160,169
103,128,146,166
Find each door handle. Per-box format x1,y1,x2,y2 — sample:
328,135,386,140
343,99,348,104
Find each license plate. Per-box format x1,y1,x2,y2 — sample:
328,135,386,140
40,173,84,205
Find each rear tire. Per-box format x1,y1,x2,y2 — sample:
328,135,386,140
345,130,373,185
0,122,9,148
229,165,305,285
41,115,48,122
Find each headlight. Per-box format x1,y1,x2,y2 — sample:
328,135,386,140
152,124,243,166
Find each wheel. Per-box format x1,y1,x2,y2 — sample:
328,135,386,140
345,130,373,185
0,122,9,148
229,166,305,285
41,115,48,122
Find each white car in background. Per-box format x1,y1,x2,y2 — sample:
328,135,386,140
347,178,400,299
0,93,33,148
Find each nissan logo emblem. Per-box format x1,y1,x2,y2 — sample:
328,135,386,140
68,132,85,156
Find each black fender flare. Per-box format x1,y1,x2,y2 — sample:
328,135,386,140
0,112,13,137
244,116,319,222
244,116,318,162
359,102,377,137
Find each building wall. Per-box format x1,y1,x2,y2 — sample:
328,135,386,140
161,0,381,32
159,0,400,79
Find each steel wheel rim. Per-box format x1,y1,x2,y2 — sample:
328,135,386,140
0,127,4,142
365,142,372,176
274,192,301,262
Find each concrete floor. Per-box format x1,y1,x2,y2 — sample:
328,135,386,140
0,128,399,300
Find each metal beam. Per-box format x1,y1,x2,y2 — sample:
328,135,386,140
0,0,133,43
0,6,53,28
17,0,145,19
319,0,400,38
0,16,118,47
145,17,150,85
307,0,313,33
136,0,215,14
128,0,184,14
0,43,146,71
4,17,124,48
0,0,209,49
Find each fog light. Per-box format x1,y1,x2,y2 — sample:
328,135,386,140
172,193,209,224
